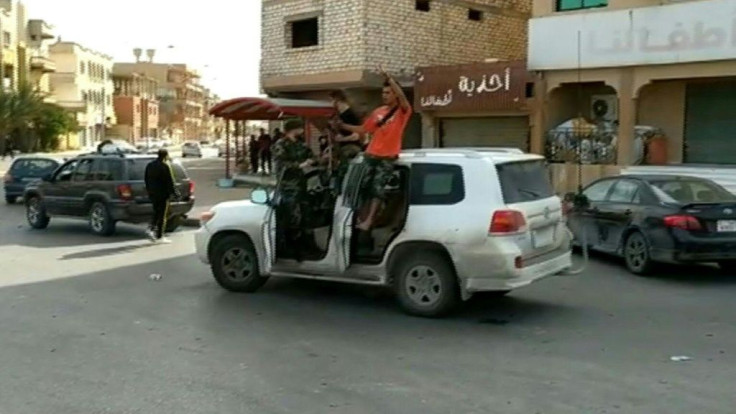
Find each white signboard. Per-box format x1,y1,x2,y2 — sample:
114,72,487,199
528,0,736,70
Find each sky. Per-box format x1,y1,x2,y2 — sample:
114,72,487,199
26,0,262,99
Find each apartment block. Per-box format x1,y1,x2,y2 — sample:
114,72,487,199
114,56,209,142
261,0,530,147
27,19,56,99
49,41,116,149
111,65,159,142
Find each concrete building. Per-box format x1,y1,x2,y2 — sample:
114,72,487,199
111,64,159,143
528,0,736,191
0,0,27,91
49,41,116,149
27,19,56,100
114,55,206,143
260,0,530,148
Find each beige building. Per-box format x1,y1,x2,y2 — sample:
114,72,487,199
27,19,56,99
49,41,116,149
110,65,160,142
529,0,736,191
114,56,208,143
261,0,530,148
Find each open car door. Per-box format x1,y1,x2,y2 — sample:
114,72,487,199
334,164,366,272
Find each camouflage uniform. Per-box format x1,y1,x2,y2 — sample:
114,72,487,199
361,154,395,201
272,137,314,239
335,142,362,192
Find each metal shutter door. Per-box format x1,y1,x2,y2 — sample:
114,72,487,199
440,117,529,150
684,81,736,164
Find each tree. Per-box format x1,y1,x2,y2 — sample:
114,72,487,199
0,83,76,153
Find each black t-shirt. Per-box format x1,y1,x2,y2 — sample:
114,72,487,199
337,107,364,150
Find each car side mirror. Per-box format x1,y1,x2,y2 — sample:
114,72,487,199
250,188,270,205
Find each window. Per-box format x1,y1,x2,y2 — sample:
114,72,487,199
583,179,615,202
650,179,736,203
73,159,95,181
496,160,554,204
10,159,59,177
416,0,430,11
126,158,154,181
79,61,85,74
55,160,79,182
2,31,10,47
608,180,641,203
410,164,464,205
290,18,319,48
557,0,607,11
93,159,124,181
468,9,483,21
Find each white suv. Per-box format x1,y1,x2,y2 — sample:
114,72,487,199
194,148,572,317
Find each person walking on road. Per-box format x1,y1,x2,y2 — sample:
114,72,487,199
248,134,259,174
257,128,273,175
144,149,178,243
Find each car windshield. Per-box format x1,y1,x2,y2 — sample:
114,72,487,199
10,159,59,177
496,160,554,204
126,158,188,181
649,179,736,203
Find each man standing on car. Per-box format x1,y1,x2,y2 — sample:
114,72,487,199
337,65,412,231
144,149,178,243
272,119,319,260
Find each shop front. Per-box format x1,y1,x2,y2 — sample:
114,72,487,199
414,60,532,150
528,0,736,193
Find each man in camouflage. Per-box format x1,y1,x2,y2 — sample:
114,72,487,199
272,119,318,259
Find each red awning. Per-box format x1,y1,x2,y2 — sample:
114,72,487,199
208,97,336,120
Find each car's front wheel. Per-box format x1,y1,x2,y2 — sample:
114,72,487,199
624,231,654,275
89,201,116,236
26,196,50,229
394,251,459,318
211,234,268,292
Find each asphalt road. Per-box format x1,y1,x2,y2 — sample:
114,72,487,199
0,158,734,413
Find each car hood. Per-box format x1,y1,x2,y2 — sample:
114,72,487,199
207,199,268,229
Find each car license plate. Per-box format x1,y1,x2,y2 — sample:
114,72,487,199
717,220,736,232
532,227,555,248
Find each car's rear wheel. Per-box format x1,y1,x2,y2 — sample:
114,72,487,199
6,195,16,204
624,231,654,275
394,251,459,318
26,196,50,229
89,201,116,236
211,234,268,292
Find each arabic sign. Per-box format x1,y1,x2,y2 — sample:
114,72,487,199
414,61,528,112
529,0,736,70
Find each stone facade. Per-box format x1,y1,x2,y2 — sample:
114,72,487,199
261,0,530,90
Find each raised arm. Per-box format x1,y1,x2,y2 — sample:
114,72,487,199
378,65,410,112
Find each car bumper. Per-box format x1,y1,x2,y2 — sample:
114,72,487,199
649,229,736,263
108,200,195,223
4,182,31,196
463,247,572,292
194,225,212,264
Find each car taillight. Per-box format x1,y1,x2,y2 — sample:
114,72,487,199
189,180,195,195
490,210,527,234
664,215,702,231
117,184,133,200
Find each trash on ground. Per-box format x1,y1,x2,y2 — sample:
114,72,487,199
669,355,692,362
149,273,162,281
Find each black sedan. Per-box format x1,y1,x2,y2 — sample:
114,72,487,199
565,174,736,275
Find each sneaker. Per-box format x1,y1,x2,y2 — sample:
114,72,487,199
158,237,173,244
146,229,156,242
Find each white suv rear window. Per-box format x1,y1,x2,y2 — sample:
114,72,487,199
496,160,554,204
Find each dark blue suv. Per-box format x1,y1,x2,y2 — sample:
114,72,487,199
3,157,61,204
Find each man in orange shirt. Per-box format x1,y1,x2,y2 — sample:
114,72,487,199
338,65,412,231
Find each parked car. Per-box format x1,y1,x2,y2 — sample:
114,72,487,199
182,142,203,158
217,140,237,158
565,174,736,274
194,148,572,317
23,153,195,236
3,156,61,204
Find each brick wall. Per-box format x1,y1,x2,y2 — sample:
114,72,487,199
261,0,530,81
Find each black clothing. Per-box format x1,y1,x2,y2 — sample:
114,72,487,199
144,159,176,239
260,151,272,174
337,107,364,150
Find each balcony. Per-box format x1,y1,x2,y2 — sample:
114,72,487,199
528,0,736,71
28,19,55,41
56,100,87,112
30,55,56,73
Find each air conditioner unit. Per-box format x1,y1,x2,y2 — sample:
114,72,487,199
591,95,618,122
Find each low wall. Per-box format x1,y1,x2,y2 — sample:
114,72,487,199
549,163,622,195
